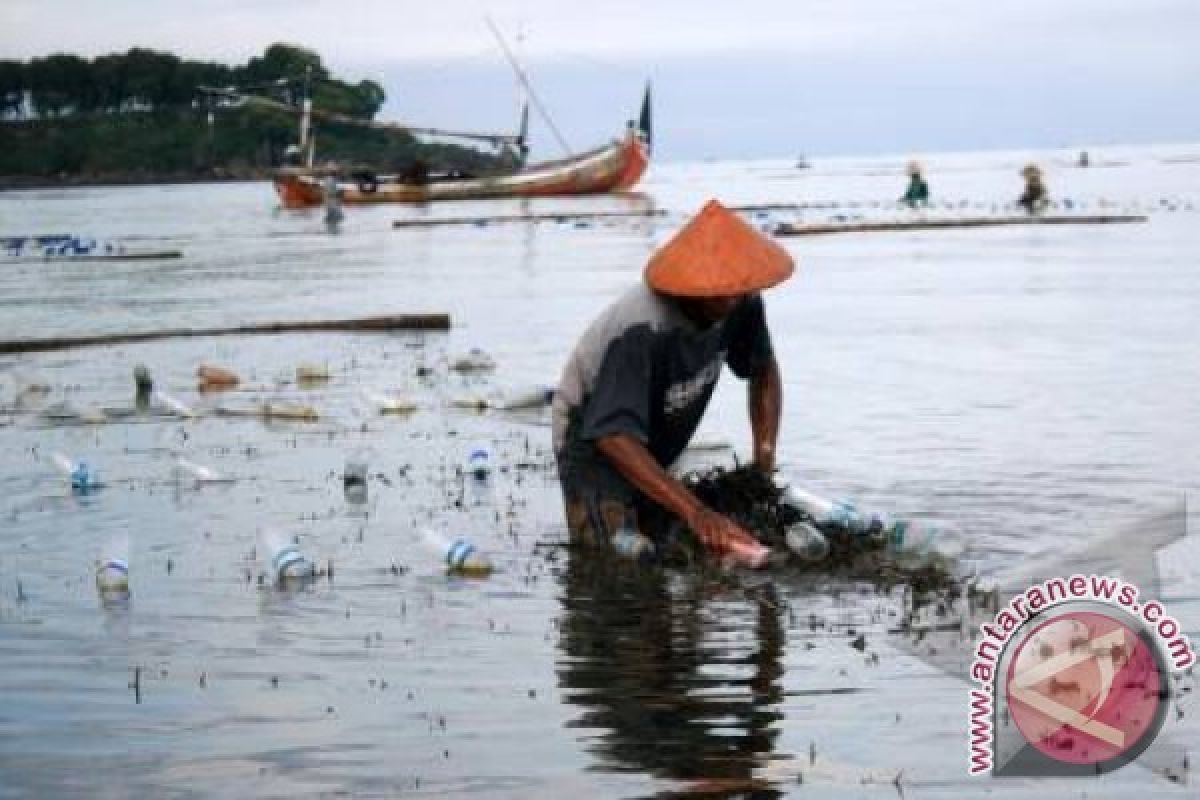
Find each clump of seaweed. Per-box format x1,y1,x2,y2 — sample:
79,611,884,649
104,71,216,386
680,463,962,599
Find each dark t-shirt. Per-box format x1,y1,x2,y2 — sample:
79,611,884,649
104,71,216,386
553,284,774,481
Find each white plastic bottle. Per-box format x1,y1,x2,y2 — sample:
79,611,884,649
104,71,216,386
96,534,130,591
259,529,314,583
175,457,221,484
421,528,493,576
610,526,657,563
466,446,490,481
785,521,830,562
51,452,98,491
781,485,866,532
882,518,966,566
153,390,196,418
487,385,555,411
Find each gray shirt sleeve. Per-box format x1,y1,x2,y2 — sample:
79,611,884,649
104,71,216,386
578,324,653,444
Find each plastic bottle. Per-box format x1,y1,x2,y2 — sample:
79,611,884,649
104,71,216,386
96,534,130,591
153,390,195,418
785,521,830,562
343,449,369,503
175,457,221,484
259,529,314,583
363,390,418,415
466,446,490,481
782,485,964,565
51,452,98,491
610,526,657,563
487,385,555,411
882,517,966,566
781,485,868,533
421,528,493,576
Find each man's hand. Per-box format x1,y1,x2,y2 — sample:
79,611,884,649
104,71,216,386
685,508,767,564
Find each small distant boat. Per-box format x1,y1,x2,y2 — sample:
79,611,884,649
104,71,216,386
0,235,182,262
795,155,812,170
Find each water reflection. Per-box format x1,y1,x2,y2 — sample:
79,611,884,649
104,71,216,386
558,552,786,798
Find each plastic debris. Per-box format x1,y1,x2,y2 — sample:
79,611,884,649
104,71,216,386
259,529,315,584
51,452,100,491
197,363,240,390
421,528,493,576
449,348,496,373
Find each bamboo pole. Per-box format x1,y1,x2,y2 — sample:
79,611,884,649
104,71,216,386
0,314,451,355
393,209,667,228
774,214,1147,237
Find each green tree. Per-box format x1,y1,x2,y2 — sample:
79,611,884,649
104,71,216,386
0,60,26,117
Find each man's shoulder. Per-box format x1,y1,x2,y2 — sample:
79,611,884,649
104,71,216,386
594,283,677,336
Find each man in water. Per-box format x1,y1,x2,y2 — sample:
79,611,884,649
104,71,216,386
901,160,930,208
552,199,794,566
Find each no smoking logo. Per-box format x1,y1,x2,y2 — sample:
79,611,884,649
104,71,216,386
1003,608,1170,773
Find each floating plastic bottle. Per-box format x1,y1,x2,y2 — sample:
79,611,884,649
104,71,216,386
421,528,493,576
259,529,314,583
96,534,130,592
781,485,964,566
197,363,240,390
785,521,830,562
296,363,331,385
261,401,319,421
51,452,98,491
174,457,222,484
466,447,490,481
363,390,418,415
153,390,196,418
781,485,867,533
610,526,656,564
882,517,966,566
450,348,496,373
343,449,369,503
487,385,555,411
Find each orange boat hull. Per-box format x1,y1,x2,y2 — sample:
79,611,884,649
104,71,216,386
274,131,650,209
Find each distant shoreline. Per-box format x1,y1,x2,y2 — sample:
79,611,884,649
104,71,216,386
0,171,272,192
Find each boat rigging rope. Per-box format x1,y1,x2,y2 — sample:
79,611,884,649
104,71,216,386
486,16,573,157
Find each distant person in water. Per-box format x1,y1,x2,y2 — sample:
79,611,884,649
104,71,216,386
1018,164,1049,214
901,161,930,208
1078,150,1091,168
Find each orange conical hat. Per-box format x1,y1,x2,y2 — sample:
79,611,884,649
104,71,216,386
644,199,795,297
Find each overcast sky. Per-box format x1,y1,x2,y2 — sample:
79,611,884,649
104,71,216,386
3,1,1198,160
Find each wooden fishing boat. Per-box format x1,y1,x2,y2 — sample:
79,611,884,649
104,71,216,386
274,122,650,208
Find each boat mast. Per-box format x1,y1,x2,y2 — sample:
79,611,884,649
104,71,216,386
486,16,572,157
299,66,315,169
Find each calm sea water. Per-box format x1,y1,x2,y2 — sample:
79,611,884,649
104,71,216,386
1,146,1199,798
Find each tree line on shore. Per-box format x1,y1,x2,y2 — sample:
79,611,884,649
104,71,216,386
0,44,383,120
0,44,501,186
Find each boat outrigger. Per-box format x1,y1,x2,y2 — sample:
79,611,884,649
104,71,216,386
256,79,652,209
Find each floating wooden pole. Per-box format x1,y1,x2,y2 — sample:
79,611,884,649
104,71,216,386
393,209,667,228
0,314,451,355
0,250,183,264
774,214,1147,237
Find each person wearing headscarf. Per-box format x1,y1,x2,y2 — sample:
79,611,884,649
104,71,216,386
1018,164,1049,214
